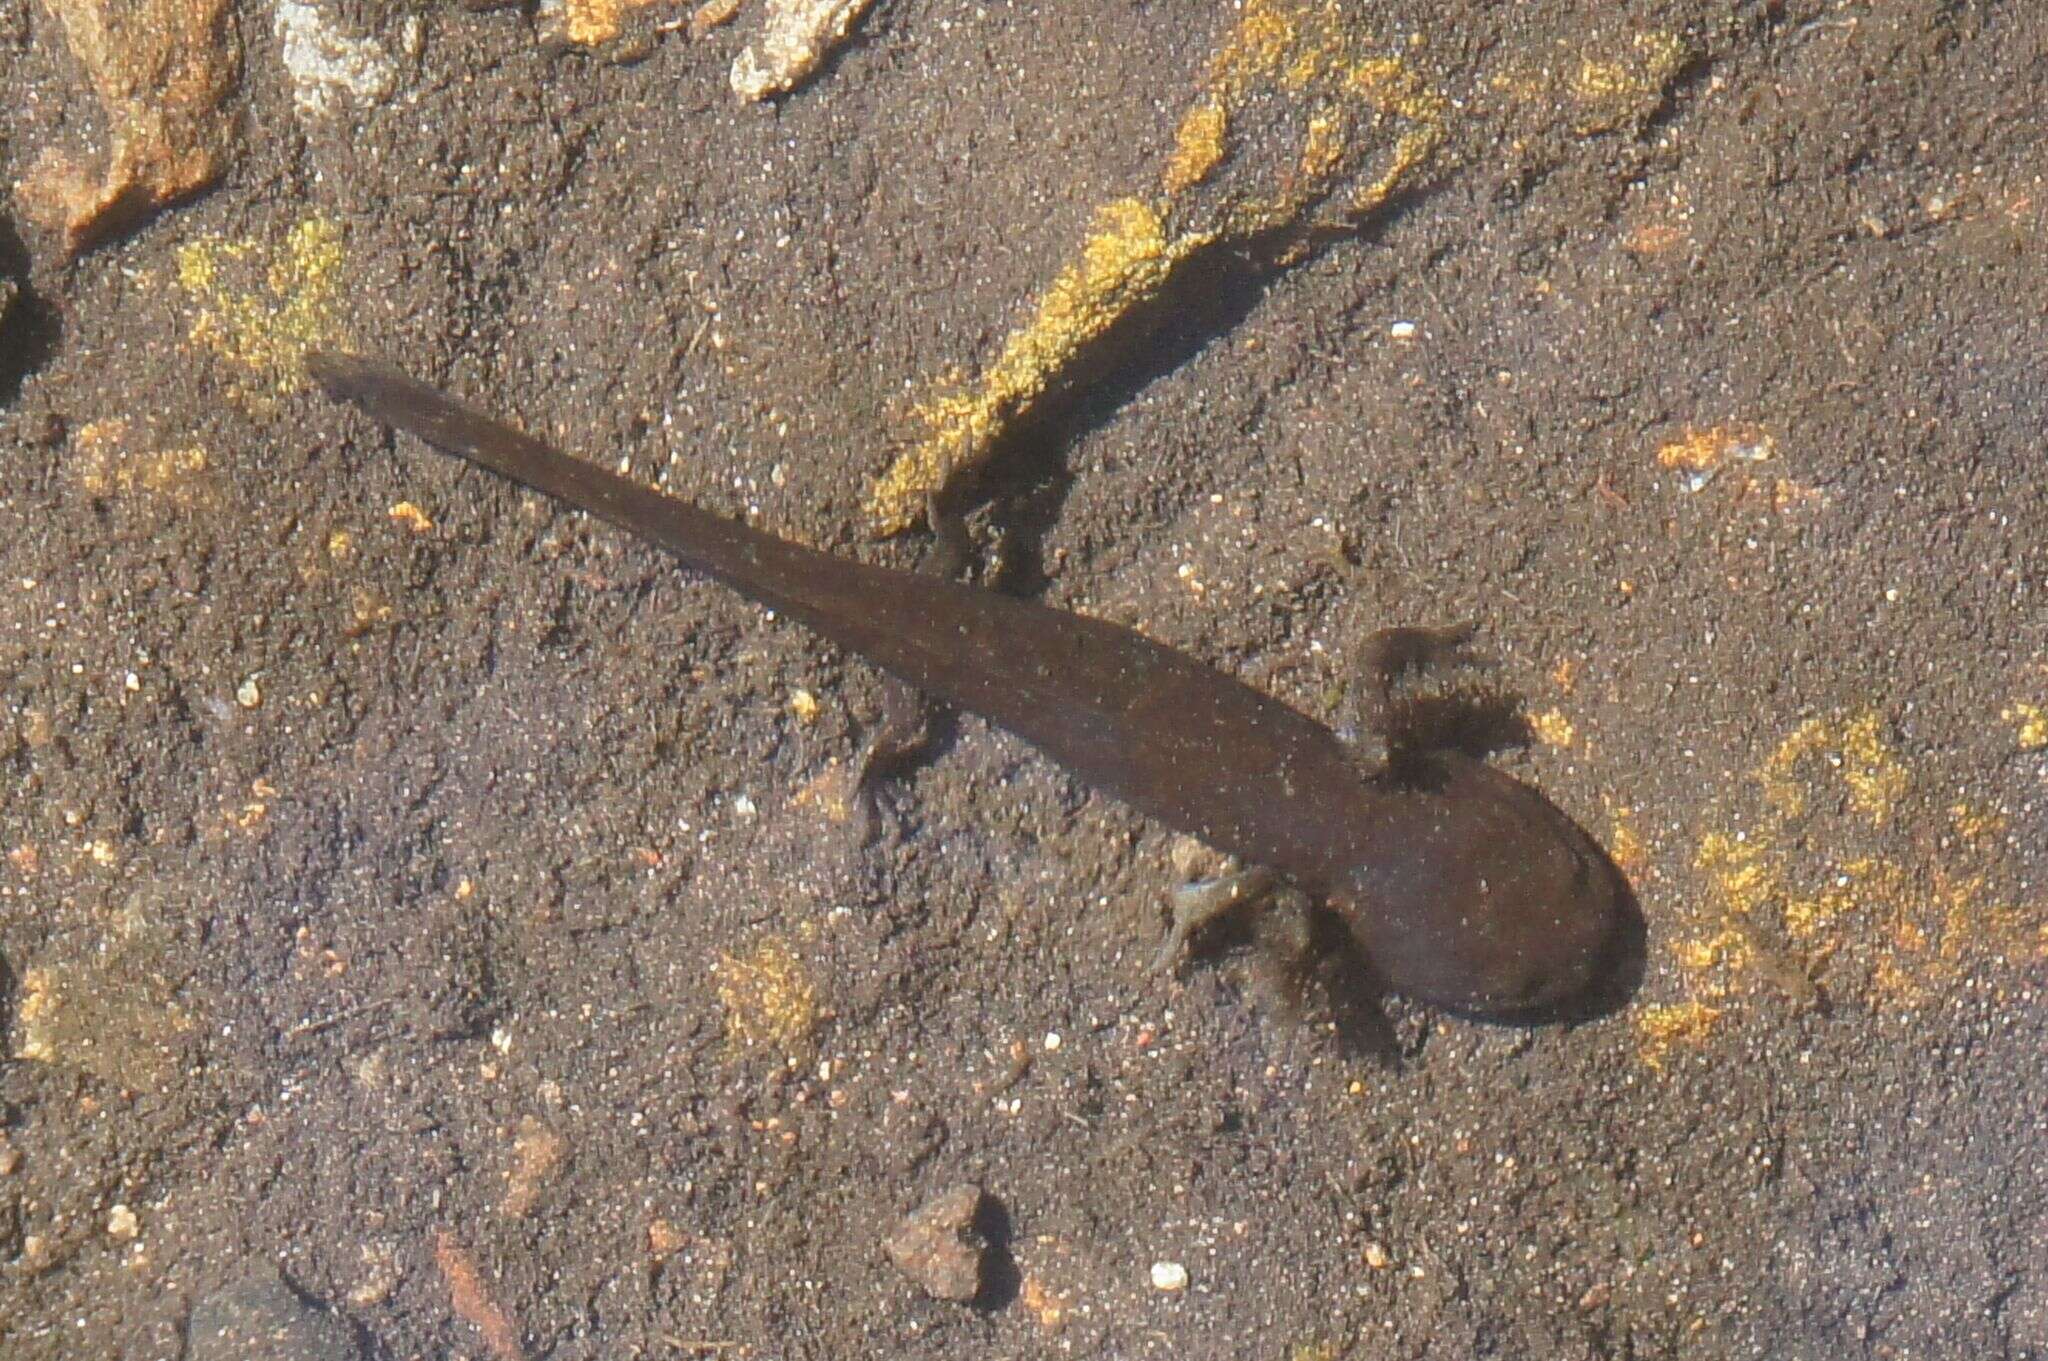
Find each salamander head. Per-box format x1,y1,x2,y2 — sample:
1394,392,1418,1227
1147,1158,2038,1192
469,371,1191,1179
1334,755,1641,1022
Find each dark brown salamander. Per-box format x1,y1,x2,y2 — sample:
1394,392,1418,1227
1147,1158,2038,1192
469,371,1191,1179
307,352,1631,1021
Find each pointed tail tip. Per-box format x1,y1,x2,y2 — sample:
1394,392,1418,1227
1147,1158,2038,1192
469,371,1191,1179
305,350,427,412
304,348,374,401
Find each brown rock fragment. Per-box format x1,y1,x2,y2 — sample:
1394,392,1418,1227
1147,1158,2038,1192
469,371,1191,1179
882,1183,987,1302
434,1229,526,1361
14,0,241,256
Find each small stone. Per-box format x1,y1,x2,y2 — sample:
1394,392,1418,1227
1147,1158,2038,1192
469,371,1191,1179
345,1240,400,1308
730,0,876,101
1150,1260,1189,1293
688,0,740,39
1362,1241,1390,1269
882,1183,986,1302
236,677,262,708
274,0,398,117
500,1113,565,1218
188,1263,361,1361
20,1233,51,1272
647,1217,685,1259
107,1203,140,1239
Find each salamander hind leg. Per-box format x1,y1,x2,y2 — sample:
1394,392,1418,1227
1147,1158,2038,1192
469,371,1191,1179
1153,862,1277,974
850,676,933,838
1159,870,1398,1062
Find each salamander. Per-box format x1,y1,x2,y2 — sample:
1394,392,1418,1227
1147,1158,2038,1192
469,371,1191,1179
306,351,1633,1022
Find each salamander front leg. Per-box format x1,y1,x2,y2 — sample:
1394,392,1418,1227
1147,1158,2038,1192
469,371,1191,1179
850,494,976,833
1353,623,1479,742
1349,623,1529,769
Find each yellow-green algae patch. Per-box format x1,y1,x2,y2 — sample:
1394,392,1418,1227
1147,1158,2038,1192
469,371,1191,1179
174,214,347,401
1635,709,2046,1070
866,0,1449,534
715,935,819,1058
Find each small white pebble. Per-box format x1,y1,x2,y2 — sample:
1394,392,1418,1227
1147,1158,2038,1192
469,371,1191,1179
1389,320,1418,340
107,1205,140,1240
236,677,262,709
1363,1241,1391,1269
1150,1260,1189,1293
1043,1032,1061,1052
